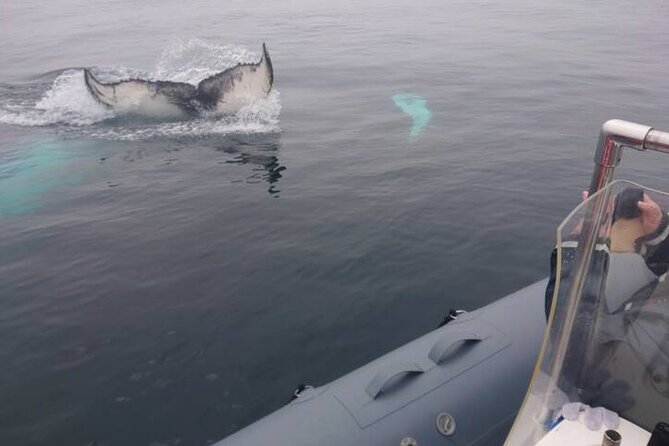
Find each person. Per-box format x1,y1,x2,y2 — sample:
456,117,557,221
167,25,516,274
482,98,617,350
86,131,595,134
544,187,669,320
543,186,669,424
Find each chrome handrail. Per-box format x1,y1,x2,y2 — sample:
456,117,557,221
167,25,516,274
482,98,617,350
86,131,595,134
589,119,669,194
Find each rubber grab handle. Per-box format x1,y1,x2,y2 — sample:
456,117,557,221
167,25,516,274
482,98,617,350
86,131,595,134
428,330,489,365
365,362,425,399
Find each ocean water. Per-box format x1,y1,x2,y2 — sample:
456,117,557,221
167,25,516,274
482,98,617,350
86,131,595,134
2,0,669,444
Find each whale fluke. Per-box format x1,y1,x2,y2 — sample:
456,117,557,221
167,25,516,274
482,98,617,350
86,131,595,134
84,43,274,118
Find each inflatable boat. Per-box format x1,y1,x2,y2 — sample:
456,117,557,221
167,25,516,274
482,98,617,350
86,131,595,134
216,120,669,446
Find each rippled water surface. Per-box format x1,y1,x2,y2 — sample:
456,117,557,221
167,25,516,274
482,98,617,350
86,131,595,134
2,0,669,444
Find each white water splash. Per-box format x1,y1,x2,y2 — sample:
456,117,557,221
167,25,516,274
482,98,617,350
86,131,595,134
0,70,113,126
0,39,281,138
154,39,258,84
81,91,281,141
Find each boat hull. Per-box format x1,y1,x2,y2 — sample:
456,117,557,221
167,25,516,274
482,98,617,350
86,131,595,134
216,279,548,446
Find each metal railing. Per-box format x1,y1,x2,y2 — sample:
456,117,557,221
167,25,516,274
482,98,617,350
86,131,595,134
589,119,669,194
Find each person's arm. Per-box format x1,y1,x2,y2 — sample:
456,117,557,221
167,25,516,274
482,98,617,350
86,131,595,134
545,247,559,320
545,238,611,321
545,240,579,320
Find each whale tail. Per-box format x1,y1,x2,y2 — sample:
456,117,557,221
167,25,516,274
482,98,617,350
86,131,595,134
83,43,273,118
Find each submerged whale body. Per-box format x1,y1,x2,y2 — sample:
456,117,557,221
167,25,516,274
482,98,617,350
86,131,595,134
84,43,273,118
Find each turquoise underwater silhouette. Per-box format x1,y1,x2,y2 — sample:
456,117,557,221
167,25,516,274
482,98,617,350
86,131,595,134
0,141,84,217
392,93,432,139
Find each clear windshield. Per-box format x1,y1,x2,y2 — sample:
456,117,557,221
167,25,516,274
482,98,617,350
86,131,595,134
505,180,669,445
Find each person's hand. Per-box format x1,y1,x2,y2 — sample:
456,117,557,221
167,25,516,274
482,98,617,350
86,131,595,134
637,193,663,235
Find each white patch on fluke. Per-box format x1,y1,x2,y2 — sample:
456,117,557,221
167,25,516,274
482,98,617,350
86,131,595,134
84,70,193,119
198,44,273,114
